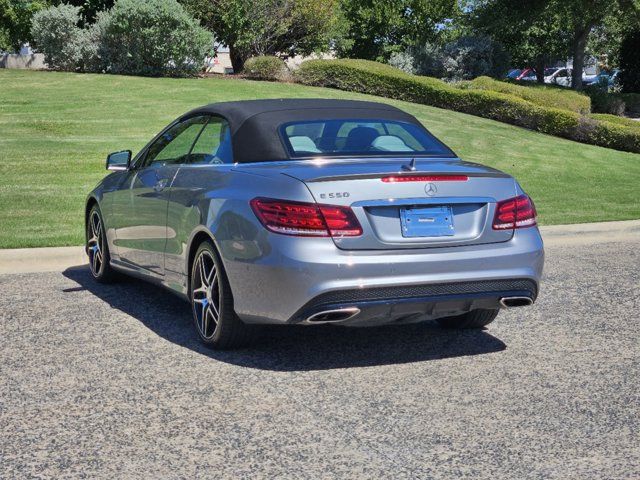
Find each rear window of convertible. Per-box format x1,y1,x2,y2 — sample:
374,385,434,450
280,119,454,158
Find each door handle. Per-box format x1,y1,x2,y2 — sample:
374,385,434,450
153,178,169,192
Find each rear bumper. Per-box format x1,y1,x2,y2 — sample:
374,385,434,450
290,278,537,326
224,227,544,325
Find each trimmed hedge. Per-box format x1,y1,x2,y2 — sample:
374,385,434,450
462,76,591,114
295,59,640,154
589,113,640,130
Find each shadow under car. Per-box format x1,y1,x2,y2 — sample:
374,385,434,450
62,266,507,372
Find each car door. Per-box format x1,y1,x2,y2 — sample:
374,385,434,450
112,115,209,275
164,116,235,284
555,69,571,87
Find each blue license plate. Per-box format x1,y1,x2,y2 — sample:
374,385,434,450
400,206,454,237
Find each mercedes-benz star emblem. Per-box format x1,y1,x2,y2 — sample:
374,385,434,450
425,183,437,196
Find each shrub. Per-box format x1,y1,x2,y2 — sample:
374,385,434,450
619,92,640,115
295,59,640,154
388,51,416,75
620,30,640,93
441,36,510,80
31,4,87,71
412,42,445,77
463,76,591,114
99,0,211,76
243,56,289,81
585,86,626,116
78,13,107,72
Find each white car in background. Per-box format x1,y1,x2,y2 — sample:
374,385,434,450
545,68,572,87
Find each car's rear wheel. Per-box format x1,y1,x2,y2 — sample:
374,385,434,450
190,240,255,349
87,205,117,283
436,308,499,329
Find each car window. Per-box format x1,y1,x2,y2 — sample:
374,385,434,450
189,117,233,164
281,119,453,157
144,116,207,167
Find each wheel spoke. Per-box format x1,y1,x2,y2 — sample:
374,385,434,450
91,214,100,238
209,298,219,321
206,303,218,327
198,255,208,287
200,300,208,334
92,249,99,273
206,264,216,285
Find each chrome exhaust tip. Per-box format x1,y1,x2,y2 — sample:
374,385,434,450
500,296,533,308
304,307,361,324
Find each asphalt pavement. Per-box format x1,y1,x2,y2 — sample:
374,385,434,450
1,234,639,478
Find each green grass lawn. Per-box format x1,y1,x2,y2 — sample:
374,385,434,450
1,69,639,248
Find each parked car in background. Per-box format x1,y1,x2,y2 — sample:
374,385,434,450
506,69,522,79
545,67,572,87
514,68,558,82
86,99,544,349
516,68,537,81
583,69,620,88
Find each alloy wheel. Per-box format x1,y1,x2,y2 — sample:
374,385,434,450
87,210,104,277
192,250,220,339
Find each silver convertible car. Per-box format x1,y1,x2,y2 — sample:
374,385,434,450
86,99,544,349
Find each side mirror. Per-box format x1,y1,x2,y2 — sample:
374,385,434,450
106,150,132,171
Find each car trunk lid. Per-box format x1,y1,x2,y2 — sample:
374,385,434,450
236,158,516,250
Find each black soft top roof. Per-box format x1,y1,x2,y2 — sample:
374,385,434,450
182,99,427,163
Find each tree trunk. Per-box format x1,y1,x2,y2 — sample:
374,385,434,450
571,26,591,90
229,45,245,73
535,55,545,84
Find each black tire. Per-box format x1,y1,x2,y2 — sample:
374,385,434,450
436,308,499,329
87,205,117,283
190,240,256,349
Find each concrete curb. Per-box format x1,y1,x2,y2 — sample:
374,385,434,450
540,219,640,246
0,246,87,275
0,220,638,275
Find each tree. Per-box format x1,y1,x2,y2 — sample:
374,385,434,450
0,0,114,52
553,0,615,90
336,0,459,61
0,0,50,51
620,30,640,92
467,0,569,84
526,0,639,90
58,0,114,24
587,14,636,69
179,0,337,72
466,0,640,90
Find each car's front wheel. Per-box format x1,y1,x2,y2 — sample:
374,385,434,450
87,205,117,283
190,240,255,349
436,309,499,329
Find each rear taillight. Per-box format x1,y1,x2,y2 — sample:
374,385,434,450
250,198,362,237
492,195,537,230
381,175,468,182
